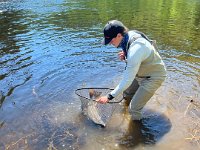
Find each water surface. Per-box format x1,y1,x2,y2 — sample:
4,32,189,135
0,0,200,150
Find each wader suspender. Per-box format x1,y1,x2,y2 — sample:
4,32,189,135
127,30,157,51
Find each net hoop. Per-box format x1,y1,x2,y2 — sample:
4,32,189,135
75,87,123,104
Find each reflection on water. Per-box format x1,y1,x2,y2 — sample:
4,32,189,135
0,0,200,149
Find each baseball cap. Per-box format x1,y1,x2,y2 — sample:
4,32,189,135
103,20,125,45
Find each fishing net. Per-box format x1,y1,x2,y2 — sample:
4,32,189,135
75,88,123,127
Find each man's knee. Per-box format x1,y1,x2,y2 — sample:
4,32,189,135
128,108,142,120
128,98,149,120
123,91,137,106
123,96,132,106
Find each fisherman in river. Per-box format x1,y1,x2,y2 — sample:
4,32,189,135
97,20,167,121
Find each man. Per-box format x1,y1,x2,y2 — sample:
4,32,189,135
97,20,167,120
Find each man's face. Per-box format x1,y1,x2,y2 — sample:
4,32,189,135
109,33,123,47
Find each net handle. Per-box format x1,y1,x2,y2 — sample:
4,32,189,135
75,87,124,104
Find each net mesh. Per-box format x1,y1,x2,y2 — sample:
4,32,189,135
75,88,122,127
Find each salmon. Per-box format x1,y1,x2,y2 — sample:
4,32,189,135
87,89,105,127
87,101,106,127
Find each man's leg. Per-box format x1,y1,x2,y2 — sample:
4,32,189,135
129,78,165,120
123,79,139,106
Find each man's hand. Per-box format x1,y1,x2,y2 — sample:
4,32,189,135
96,96,109,104
118,51,125,61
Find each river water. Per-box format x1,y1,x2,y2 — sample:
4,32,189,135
0,0,200,150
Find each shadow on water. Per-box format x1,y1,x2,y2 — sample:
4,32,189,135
117,109,172,149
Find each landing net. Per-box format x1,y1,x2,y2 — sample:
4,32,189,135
75,88,123,127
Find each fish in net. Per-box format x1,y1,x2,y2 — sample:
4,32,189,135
75,88,123,127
